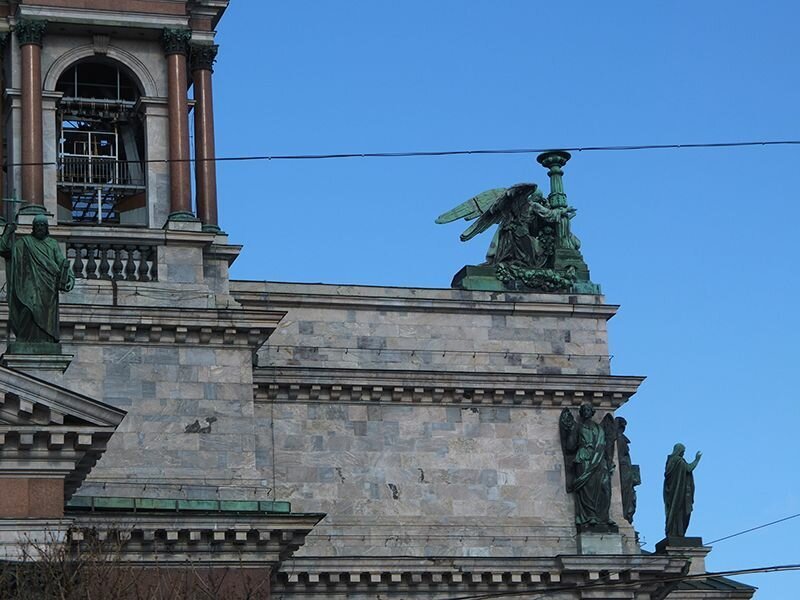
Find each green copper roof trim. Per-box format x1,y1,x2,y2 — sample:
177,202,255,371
66,496,292,514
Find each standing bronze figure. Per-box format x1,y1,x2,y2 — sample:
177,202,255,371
0,215,74,350
615,417,641,524
559,403,617,531
663,443,702,537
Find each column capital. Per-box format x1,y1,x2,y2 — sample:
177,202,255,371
16,20,47,47
162,28,191,56
190,43,219,72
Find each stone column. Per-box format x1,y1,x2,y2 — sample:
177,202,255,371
190,43,221,233
17,20,47,215
162,29,195,222
0,34,7,222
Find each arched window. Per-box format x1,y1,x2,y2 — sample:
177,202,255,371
55,59,146,225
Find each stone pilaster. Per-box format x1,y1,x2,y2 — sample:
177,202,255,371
162,29,195,222
190,43,221,233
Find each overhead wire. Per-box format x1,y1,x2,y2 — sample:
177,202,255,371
707,512,800,545
4,138,800,169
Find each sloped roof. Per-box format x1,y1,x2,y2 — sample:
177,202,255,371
0,364,126,498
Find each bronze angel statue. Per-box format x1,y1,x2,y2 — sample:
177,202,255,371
558,403,618,532
435,183,579,270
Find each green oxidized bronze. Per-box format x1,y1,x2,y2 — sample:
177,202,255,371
436,150,599,294
615,417,641,524
663,443,702,537
15,20,47,47
559,403,617,532
0,216,74,354
162,28,192,56
190,43,219,72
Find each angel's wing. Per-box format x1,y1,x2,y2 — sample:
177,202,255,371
460,183,539,241
601,413,618,463
559,408,577,491
435,188,507,225
559,408,576,446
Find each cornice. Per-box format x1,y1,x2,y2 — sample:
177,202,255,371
0,305,285,349
274,554,689,595
236,291,618,321
17,6,187,30
0,425,118,499
254,367,644,410
68,511,323,564
0,364,126,427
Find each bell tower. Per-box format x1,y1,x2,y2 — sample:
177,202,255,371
0,0,236,301
1,0,227,228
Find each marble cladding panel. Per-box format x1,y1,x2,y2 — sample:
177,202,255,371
259,305,611,375
255,401,636,557
56,343,262,499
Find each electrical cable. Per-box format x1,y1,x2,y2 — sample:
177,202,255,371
707,512,800,545
4,139,800,169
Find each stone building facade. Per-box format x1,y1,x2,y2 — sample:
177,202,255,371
0,1,755,599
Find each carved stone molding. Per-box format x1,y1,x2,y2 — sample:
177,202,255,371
68,512,323,565
16,19,47,47
162,28,191,56
254,367,643,410
0,365,126,498
190,43,219,72
0,306,284,350
274,555,690,597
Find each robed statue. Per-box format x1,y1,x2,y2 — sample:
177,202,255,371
559,403,617,532
615,417,641,524
0,215,74,349
663,443,702,537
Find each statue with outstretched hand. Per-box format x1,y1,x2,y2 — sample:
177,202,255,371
663,443,702,537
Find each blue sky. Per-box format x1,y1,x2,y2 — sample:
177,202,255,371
210,3,799,597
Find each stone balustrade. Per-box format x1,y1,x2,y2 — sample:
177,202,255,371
67,241,158,282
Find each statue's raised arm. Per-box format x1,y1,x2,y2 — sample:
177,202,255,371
663,443,701,538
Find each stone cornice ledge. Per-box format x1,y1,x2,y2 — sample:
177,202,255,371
254,367,645,410
17,6,188,30
232,282,620,320
0,306,285,349
275,554,689,592
68,511,324,565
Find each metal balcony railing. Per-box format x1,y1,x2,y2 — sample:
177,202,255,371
58,157,145,188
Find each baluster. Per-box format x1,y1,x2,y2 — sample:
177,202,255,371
71,244,84,278
124,245,137,281
111,245,124,280
98,244,111,279
148,246,158,281
137,245,150,282
85,244,98,279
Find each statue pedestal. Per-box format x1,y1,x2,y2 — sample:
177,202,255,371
655,537,710,575
577,531,623,555
451,265,506,291
1,344,73,373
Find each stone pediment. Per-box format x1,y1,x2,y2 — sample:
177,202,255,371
0,364,126,499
